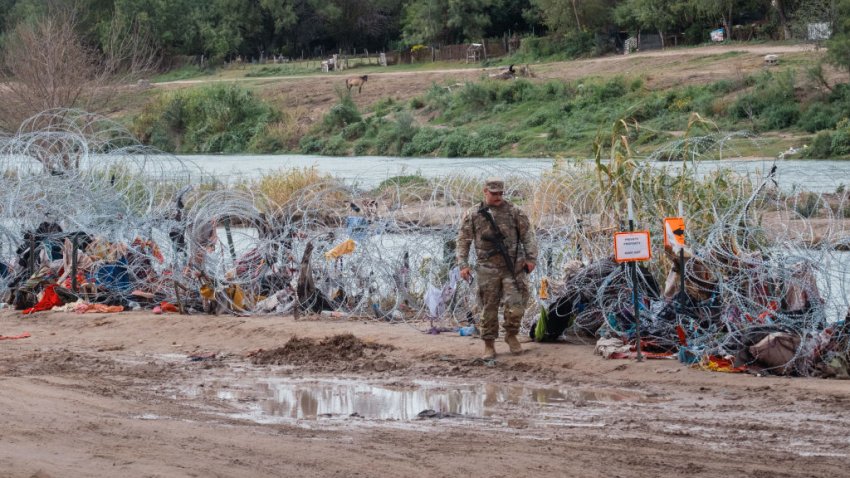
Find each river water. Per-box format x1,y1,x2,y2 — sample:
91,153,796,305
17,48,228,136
175,155,850,192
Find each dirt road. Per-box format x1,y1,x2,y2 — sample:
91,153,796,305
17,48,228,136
1,309,848,477
155,43,829,126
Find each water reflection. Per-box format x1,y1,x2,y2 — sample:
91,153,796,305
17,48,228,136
186,378,646,421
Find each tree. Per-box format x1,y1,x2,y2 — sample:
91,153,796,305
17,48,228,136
528,0,614,33
789,0,837,42
401,0,498,46
401,0,446,46
689,0,738,41
614,0,681,47
0,4,156,158
309,0,401,50
772,0,799,39
827,0,850,73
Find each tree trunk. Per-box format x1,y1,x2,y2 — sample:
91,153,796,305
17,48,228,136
570,0,582,31
659,29,665,49
774,0,791,40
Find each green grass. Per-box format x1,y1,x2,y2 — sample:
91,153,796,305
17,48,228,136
152,65,215,82
296,59,850,159
126,42,850,158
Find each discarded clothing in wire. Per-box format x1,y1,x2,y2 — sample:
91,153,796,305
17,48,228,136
594,337,631,359
325,239,356,259
424,267,460,318
75,303,125,314
345,216,369,241
22,284,63,314
94,258,132,293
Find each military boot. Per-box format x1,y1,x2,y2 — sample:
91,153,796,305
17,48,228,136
505,334,522,355
482,339,496,360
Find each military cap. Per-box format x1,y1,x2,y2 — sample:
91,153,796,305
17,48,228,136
484,177,504,193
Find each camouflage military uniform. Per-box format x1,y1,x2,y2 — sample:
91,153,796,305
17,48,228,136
456,200,537,340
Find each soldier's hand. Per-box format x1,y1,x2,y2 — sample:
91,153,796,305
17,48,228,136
460,267,472,281
523,261,536,274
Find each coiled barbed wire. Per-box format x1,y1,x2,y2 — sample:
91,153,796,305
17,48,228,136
0,110,848,376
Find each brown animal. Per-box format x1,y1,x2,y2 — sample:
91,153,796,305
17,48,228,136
345,75,368,94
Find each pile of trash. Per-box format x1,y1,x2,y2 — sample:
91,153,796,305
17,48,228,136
1,110,849,378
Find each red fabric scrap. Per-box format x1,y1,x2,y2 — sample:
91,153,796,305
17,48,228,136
676,325,688,346
22,285,64,315
0,332,31,340
160,301,179,313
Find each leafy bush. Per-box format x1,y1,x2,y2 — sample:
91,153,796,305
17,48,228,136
594,77,627,103
441,131,467,157
539,80,572,99
831,125,850,156
424,83,451,111
517,31,595,60
525,112,549,128
131,84,280,153
401,127,446,156
802,119,850,158
458,82,496,110
353,139,373,155
299,135,325,154
373,112,418,155
321,135,349,155
761,103,800,129
342,121,366,140
729,70,798,131
497,79,534,103
372,97,399,117
798,103,839,133
322,95,362,133
439,125,516,157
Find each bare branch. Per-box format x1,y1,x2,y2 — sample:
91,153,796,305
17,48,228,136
0,5,158,135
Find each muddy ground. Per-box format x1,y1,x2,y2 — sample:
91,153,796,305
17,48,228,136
1,308,848,478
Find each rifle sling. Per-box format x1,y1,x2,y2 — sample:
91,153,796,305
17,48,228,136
478,206,519,279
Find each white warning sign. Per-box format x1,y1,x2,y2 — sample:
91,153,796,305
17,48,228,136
614,231,651,263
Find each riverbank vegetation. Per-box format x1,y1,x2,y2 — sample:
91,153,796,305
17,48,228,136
3,1,850,158
129,85,307,153
293,62,850,158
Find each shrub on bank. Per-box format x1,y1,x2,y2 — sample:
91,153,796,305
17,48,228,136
131,85,280,153
322,94,362,133
803,119,850,158
299,64,850,158
514,31,596,61
729,70,799,131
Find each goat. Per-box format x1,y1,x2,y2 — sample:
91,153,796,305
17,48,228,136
345,75,368,94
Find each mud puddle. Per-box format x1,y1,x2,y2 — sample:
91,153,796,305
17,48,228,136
180,376,658,426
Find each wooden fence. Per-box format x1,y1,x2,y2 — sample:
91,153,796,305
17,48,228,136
387,37,510,65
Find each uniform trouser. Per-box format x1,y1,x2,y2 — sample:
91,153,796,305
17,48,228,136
476,266,529,340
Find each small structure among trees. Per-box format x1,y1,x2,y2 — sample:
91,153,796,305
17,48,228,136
466,43,484,63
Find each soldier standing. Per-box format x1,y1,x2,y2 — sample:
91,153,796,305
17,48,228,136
457,177,538,359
